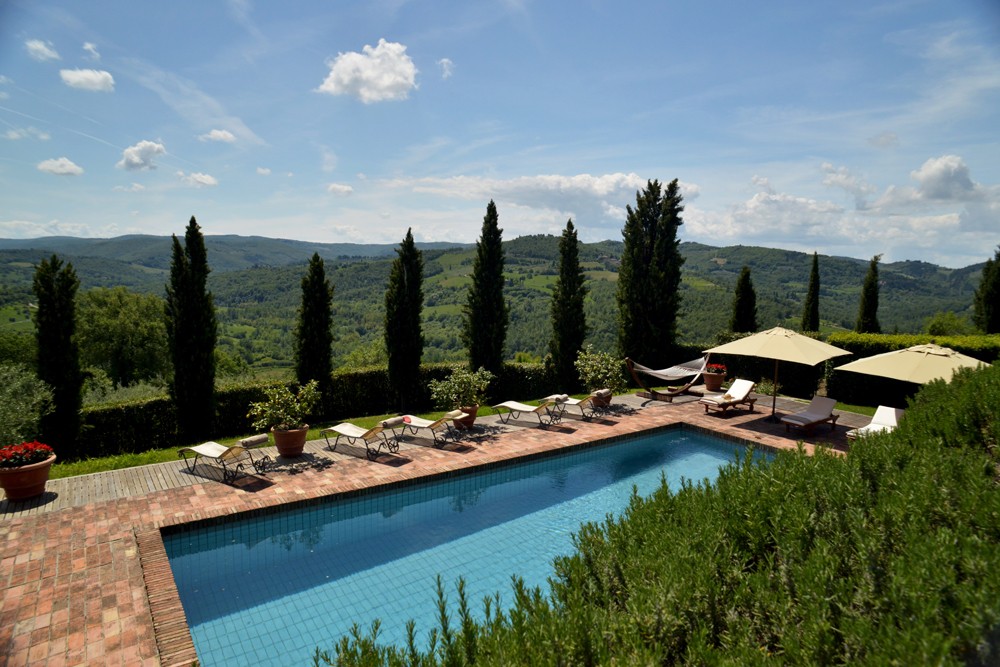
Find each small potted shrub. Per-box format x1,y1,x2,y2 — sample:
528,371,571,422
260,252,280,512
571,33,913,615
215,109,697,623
574,345,627,406
428,367,495,430
247,379,320,457
0,440,56,501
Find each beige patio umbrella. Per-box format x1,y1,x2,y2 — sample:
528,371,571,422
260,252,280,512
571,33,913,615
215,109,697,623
835,343,985,384
704,326,851,420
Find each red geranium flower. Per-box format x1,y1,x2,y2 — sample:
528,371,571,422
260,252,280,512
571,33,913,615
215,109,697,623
0,441,54,469
706,363,727,374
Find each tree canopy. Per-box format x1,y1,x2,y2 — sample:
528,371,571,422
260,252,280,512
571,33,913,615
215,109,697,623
801,252,820,332
973,246,999,333
384,229,424,411
729,265,758,333
462,200,509,376
548,220,588,391
295,253,334,398
855,254,882,334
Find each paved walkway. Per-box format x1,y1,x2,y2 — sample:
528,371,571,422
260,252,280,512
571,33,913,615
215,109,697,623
0,392,867,666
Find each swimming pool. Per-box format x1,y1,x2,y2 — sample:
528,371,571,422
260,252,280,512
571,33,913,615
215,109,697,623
164,428,765,666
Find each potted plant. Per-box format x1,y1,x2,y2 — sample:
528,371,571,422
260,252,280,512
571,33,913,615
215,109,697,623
574,345,627,406
703,362,727,392
428,367,495,430
0,440,56,501
247,379,320,457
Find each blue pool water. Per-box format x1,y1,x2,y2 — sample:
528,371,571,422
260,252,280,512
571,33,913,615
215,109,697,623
163,429,763,666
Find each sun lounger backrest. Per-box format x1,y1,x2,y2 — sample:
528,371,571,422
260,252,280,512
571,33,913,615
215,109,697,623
726,379,754,400
804,396,836,417
871,405,903,427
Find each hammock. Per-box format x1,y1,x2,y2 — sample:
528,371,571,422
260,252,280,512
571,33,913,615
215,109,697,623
626,356,708,402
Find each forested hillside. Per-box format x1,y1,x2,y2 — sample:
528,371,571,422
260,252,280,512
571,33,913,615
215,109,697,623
0,234,983,374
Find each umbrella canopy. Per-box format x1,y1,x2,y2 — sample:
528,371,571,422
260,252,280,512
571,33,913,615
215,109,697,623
704,327,851,419
835,343,984,384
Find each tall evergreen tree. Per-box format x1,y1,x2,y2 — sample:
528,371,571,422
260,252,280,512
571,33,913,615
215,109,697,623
462,200,509,377
32,255,82,453
855,254,882,334
973,246,1000,333
548,219,588,390
801,251,821,332
295,253,335,400
384,229,424,411
616,178,685,368
165,217,217,442
729,265,758,333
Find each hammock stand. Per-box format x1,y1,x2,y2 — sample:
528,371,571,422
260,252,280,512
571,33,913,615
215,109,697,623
626,356,709,402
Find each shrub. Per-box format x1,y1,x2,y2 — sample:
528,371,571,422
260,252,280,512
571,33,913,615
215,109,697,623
574,345,627,394
0,363,53,445
428,367,495,409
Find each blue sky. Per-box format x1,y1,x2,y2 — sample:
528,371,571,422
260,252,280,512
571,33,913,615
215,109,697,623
1,0,998,268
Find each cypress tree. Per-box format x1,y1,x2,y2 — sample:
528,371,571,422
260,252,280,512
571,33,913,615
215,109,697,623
295,253,335,401
855,254,882,334
617,178,685,368
165,217,217,442
32,255,82,453
973,246,1000,333
548,219,588,390
462,200,509,377
384,229,424,411
729,265,758,333
801,251,821,332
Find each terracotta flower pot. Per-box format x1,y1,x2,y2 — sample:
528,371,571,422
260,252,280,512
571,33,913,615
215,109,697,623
0,454,56,501
453,406,479,431
703,372,725,392
271,425,309,457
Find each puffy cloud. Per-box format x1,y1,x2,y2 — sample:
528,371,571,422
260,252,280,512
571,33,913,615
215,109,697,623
198,129,236,143
116,140,165,171
83,42,100,60
37,157,83,175
911,154,979,200
60,68,115,92
177,171,219,187
326,183,353,195
25,39,60,61
316,39,417,103
438,58,454,79
821,163,877,208
256,167,271,176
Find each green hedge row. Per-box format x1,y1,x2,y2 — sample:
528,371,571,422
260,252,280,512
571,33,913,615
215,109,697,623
320,361,1000,665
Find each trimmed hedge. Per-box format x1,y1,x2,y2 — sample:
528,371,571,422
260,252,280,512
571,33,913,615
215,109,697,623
320,362,1000,665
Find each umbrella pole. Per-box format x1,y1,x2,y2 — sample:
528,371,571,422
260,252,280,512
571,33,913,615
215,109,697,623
767,359,780,422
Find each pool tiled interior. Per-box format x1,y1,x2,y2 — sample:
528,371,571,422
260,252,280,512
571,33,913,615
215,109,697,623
0,393,862,665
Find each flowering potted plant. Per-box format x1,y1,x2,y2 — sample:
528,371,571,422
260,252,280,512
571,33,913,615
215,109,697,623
428,367,495,430
0,441,56,501
575,345,627,406
704,362,727,392
248,380,320,457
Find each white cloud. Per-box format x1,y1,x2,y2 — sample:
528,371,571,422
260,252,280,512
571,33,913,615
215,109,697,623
437,58,454,79
25,39,60,61
198,129,236,143
316,39,418,103
868,131,898,149
326,183,353,195
821,163,876,209
0,219,97,239
37,157,83,175
113,183,145,193
910,155,979,200
256,167,271,176
60,69,115,92
116,140,166,171
177,171,219,187
83,42,100,60
4,127,50,141
321,147,337,172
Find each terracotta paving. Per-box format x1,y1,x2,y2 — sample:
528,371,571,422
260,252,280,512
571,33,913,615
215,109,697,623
0,392,866,666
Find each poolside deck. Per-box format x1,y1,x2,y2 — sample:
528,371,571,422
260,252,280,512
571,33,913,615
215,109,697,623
0,392,868,666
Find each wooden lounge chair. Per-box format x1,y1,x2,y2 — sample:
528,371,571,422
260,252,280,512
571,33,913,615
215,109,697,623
627,356,707,402
178,440,267,483
780,396,839,433
846,405,904,440
493,398,564,426
322,422,398,460
541,393,605,420
698,379,757,414
397,410,468,446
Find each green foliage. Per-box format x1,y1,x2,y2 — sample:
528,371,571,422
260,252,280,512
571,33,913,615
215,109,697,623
548,220,588,391
76,286,169,387
855,254,882,334
617,178,684,367
295,253,335,395
428,367,495,410
166,217,217,441
247,379,320,431
326,364,1000,666
0,363,52,445
801,251,820,332
462,201,509,376
385,229,425,411
574,344,627,394
729,265,758,333
32,254,83,452
973,245,1000,333
924,310,973,335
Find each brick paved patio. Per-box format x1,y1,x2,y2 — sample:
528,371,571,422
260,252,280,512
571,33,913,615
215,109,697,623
0,392,865,666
